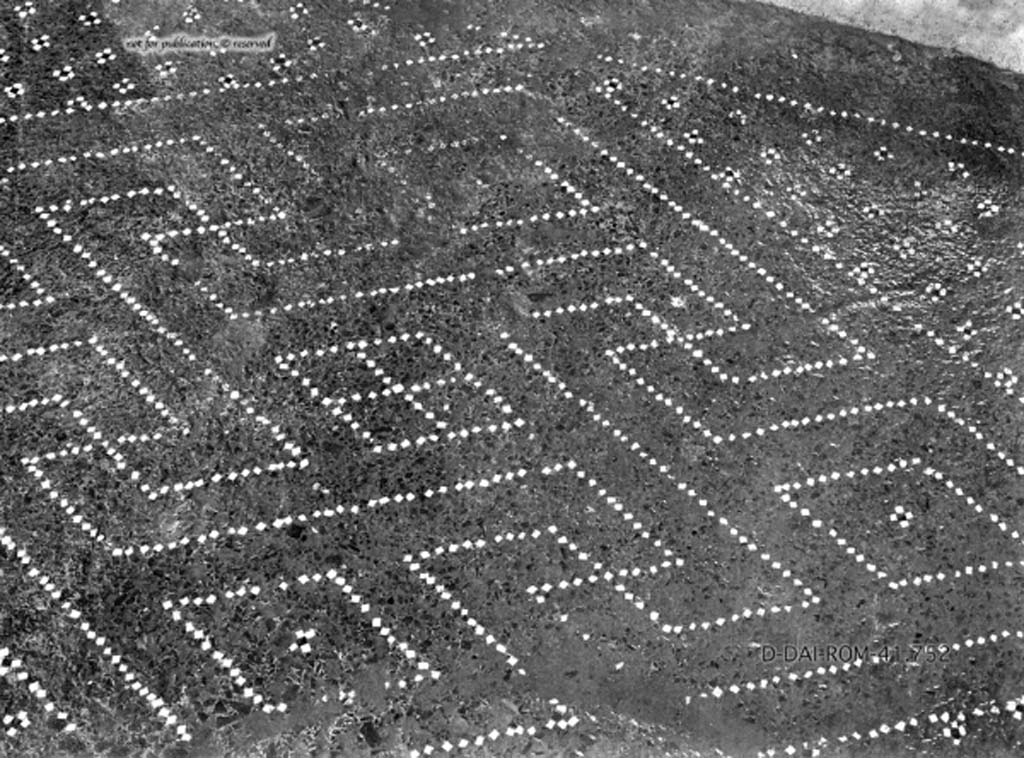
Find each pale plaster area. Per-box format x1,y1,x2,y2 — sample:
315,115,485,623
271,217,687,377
751,0,1024,72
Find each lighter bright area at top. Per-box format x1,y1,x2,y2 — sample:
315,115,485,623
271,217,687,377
753,0,1024,73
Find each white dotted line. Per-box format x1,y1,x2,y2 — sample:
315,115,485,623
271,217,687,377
166,568,441,704
605,62,1018,323
278,331,524,452
937,402,1024,477
776,457,922,583
725,397,918,445
602,55,1021,160
262,237,400,270
613,88,871,367
358,83,527,117
0,244,56,310
503,336,819,631
0,647,76,736
741,321,870,384
603,81,893,361
411,463,684,614
193,136,270,202
494,242,637,277
523,148,599,211
892,558,1024,593
287,361,460,414
726,393,1024,495
762,685,1024,757
702,627,1024,720
33,210,308,497
348,334,525,453
775,454,1021,588
529,294,737,366
380,38,545,72
606,351,714,440
631,295,719,350
400,456,693,677
916,323,1024,413
256,121,317,178
3,135,204,178
142,209,287,267
458,206,601,235
636,301,864,385
692,657,868,707
53,184,170,213
403,135,484,157
409,707,579,758
529,556,673,605
448,523,656,635
567,465,686,579
529,293,629,319
346,0,390,9
21,407,131,544
207,271,477,321
0,72,319,127
648,84,884,297
406,567,525,674
537,291,857,390
922,463,1020,540
2,393,68,415
88,337,185,428
164,182,210,229
640,240,738,321
277,346,374,444
141,142,272,276
0,527,190,740
282,109,335,128
554,113,816,314
137,458,308,501
34,209,305,454
657,97,887,304
607,324,752,358
33,210,192,352
168,610,283,714
115,429,171,446
453,142,607,237
32,426,177,463
405,561,528,671
113,467,534,558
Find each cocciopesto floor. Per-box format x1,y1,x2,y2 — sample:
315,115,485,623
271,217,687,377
2,1,1024,757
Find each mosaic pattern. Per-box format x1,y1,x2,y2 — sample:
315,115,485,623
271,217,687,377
3,1,1024,756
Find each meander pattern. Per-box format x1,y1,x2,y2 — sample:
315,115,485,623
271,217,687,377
2,1,1024,757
